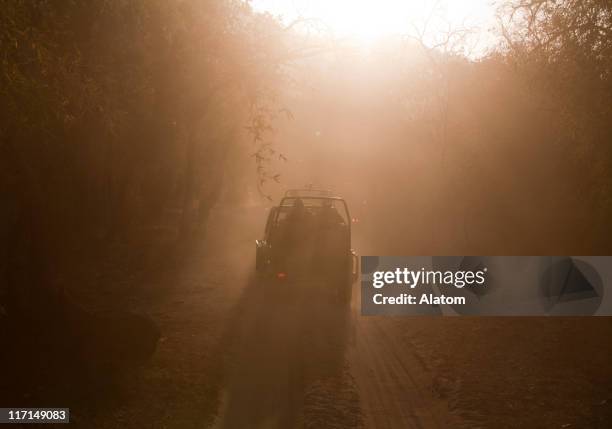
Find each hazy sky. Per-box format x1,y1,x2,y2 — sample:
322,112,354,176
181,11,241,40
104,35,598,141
253,0,497,47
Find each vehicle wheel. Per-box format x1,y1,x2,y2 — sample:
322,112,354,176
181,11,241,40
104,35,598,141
339,277,352,305
335,261,352,305
256,246,270,273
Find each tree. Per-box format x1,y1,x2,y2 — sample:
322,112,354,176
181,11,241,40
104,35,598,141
499,0,612,249
0,0,293,313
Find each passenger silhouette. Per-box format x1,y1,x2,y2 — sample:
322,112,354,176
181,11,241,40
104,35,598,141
287,198,307,223
318,200,344,227
280,198,314,275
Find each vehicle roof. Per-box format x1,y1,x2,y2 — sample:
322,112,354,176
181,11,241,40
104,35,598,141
284,188,335,198
279,195,347,207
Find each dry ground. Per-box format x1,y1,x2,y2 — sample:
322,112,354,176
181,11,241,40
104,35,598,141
6,207,612,428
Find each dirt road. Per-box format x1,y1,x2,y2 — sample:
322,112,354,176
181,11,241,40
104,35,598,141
350,316,460,429
215,273,459,429
215,278,356,429
211,211,612,428
75,207,612,428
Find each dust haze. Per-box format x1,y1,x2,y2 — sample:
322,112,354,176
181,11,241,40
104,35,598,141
2,1,612,428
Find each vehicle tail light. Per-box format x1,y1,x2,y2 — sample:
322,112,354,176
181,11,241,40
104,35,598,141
276,272,287,280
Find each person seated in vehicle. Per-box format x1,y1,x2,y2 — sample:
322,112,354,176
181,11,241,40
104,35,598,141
281,198,315,275
314,200,348,282
317,200,346,228
286,198,308,224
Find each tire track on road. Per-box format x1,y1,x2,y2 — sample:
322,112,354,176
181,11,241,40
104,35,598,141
350,312,461,429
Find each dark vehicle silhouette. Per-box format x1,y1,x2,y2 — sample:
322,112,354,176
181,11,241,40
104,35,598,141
256,189,359,302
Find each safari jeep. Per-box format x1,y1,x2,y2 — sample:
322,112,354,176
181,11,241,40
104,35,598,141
255,189,359,303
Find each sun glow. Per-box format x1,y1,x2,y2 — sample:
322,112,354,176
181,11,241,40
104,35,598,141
254,0,495,45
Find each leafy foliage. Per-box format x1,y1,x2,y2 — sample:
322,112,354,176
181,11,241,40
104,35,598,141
0,0,288,305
